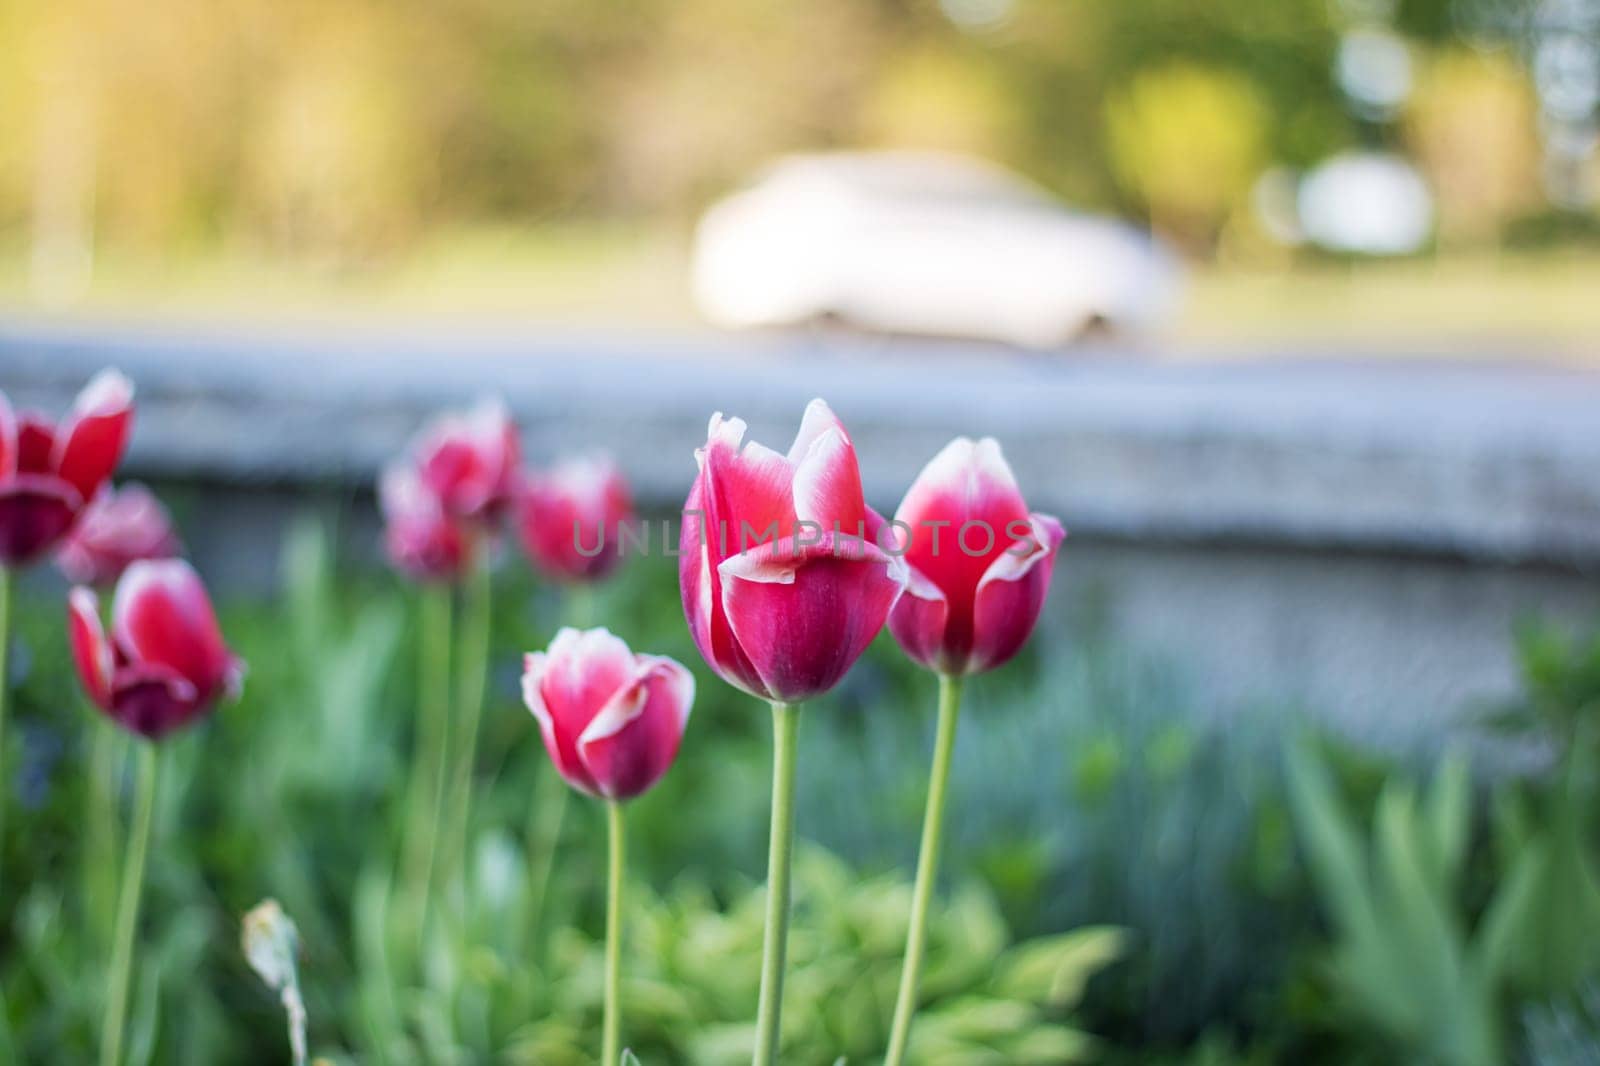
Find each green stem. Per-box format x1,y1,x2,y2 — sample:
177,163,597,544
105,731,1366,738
402,583,453,928
0,565,11,890
522,765,569,955
101,742,158,1066
602,800,626,1066
884,674,964,1066
753,700,800,1066
86,717,124,948
444,556,492,888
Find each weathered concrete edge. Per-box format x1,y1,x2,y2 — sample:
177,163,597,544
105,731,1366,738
3,317,1598,567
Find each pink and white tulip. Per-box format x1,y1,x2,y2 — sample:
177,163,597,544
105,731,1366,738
679,399,905,703
380,462,476,582
56,483,182,587
888,437,1064,676
0,370,134,566
410,398,521,524
68,559,244,739
515,456,633,583
521,627,693,800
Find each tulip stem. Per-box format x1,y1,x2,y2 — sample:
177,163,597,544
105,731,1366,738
86,716,125,948
101,741,158,1066
754,700,800,1066
522,764,569,955
445,555,492,889
402,583,453,931
602,799,626,1066
0,564,11,889
884,673,964,1066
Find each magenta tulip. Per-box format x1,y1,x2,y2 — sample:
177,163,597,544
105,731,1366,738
379,462,476,582
0,370,134,566
679,399,905,703
515,456,634,583
57,483,182,587
68,559,244,739
522,627,693,801
410,398,521,524
889,436,1065,676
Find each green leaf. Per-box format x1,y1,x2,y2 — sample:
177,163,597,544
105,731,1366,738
991,926,1127,1008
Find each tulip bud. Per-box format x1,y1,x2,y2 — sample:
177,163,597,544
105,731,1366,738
515,456,634,583
68,559,245,738
409,398,520,524
56,483,182,587
888,438,1064,676
0,370,135,566
379,462,476,582
679,399,905,702
521,627,693,800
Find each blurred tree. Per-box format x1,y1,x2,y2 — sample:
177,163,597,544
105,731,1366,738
600,0,890,214
860,43,1023,159
1105,64,1269,249
1405,48,1540,249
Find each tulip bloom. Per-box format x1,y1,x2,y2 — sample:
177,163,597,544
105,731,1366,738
679,399,905,703
883,437,1065,1066
409,398,521,524
0,370,135,567
379,462,476,582
522,627,693,1064
68,559,244,739
57,483,182,587
515,456,634,583
679,398,904,1066
522,627,692,801
68,558,240,1066
888,437,1065,677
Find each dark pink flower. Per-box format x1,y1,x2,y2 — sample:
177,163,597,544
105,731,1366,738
56,483,182,587
679,399,905,703
515,456,634,583
521,627,693,800
379,462,476,582
0,370,134,567
68,559,244,739
410,399,521,524
888,438,1064,676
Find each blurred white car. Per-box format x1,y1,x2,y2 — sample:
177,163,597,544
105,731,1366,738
691,151,1181,348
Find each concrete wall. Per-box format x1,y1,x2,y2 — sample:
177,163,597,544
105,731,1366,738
4,317,1598,738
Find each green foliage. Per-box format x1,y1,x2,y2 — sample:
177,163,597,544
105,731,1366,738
496,848,1123,1064
1490,620,1600,757
1286,739,1600,1066
792,637,1309,1046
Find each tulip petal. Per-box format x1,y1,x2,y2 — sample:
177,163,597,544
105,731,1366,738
895,436,1030,534
967,512,1066,673
112,559,235,700
886,564,954,674
53,369,134,502
106,662,203,739
16,416,56,475
522,627,637,795
0,475,83,565
718,534,905,702
57,483,182,586
698,413,796,549
785,398,845,465
415,398,518,519
791,424,866,533
577,655,694,799
680,468,772,699
516,456,632,583
68,587,114,708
